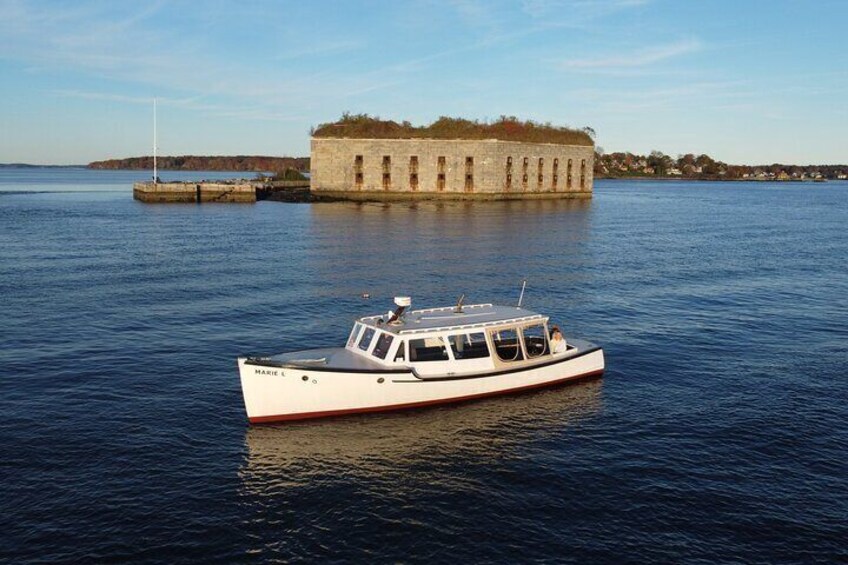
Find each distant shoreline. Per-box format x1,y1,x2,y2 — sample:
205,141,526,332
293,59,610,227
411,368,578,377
87,155,309,173
0,163,86,169
597,175,832,183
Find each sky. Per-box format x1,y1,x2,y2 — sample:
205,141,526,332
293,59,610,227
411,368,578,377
0,0,846,165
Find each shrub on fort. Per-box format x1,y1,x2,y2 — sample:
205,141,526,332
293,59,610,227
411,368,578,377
312,113,594,146
272,168,307,181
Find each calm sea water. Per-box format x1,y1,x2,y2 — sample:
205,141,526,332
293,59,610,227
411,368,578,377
1,169,846,563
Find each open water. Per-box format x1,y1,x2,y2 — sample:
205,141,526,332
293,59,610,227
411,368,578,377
1,169,846,563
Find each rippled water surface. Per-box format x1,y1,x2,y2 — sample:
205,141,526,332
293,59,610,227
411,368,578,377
1,170,847,563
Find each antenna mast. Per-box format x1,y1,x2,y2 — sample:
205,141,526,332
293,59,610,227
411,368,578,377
517,279,527,308
153,98,157,184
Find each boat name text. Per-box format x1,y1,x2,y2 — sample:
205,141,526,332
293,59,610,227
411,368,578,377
254,368,282,376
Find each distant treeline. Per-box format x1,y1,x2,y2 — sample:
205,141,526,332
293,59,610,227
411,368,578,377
88,155,310,172
596,150,848,181
312,113,595,146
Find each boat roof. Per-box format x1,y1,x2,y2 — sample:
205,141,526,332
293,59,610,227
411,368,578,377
359,303,547,335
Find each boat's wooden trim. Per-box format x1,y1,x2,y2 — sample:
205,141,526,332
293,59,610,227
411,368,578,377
248,368,603,424
243,357,412,374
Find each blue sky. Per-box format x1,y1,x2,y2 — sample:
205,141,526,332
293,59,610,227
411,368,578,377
0,0,846,165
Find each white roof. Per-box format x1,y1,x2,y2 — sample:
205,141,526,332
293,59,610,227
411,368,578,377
359,303,547,335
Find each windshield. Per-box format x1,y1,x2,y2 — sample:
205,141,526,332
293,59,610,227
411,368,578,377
358,327,376,351
347,323,363,348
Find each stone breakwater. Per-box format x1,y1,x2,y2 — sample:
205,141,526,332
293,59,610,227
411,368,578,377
133,180,311,203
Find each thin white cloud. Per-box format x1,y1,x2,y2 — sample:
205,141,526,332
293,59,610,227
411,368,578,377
51,89,308,122
274,39,365,61
569,79,760,115
522,0,650,19
448,0,504,31
559,39,702,70
0,1,402,121
53,90,200,106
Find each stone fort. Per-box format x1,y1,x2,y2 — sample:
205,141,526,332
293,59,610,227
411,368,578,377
310,117,595,201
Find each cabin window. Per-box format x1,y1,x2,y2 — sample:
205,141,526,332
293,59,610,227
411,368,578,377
347,323,363,347
372,333,395,360
522,325,549,358
358,327,376,351
409,337,449,362
394,341,406,362
448,332,490,359
491,328,524,362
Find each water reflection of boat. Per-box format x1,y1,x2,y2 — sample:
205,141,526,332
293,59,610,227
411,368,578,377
240,378,603,488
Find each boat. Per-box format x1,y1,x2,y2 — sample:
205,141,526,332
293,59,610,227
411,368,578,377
237,297,605,424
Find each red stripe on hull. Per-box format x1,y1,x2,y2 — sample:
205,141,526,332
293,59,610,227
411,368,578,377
248,368,604,424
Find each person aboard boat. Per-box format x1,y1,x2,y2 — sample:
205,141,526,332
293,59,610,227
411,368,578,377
551,329,568,354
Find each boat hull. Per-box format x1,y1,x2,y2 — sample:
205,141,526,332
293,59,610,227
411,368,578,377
238,348,605,424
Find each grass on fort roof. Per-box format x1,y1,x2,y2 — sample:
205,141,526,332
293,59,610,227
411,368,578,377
312,113,594,146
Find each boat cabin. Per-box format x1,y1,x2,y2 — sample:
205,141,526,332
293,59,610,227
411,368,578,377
345,302,571,377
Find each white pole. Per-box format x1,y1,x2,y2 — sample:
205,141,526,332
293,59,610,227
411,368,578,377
153,98,157,183
518,279,527,307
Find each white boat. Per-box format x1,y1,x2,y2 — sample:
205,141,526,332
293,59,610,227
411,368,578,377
237,297,605,423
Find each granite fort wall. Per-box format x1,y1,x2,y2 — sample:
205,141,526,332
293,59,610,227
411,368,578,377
311,138,594,200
